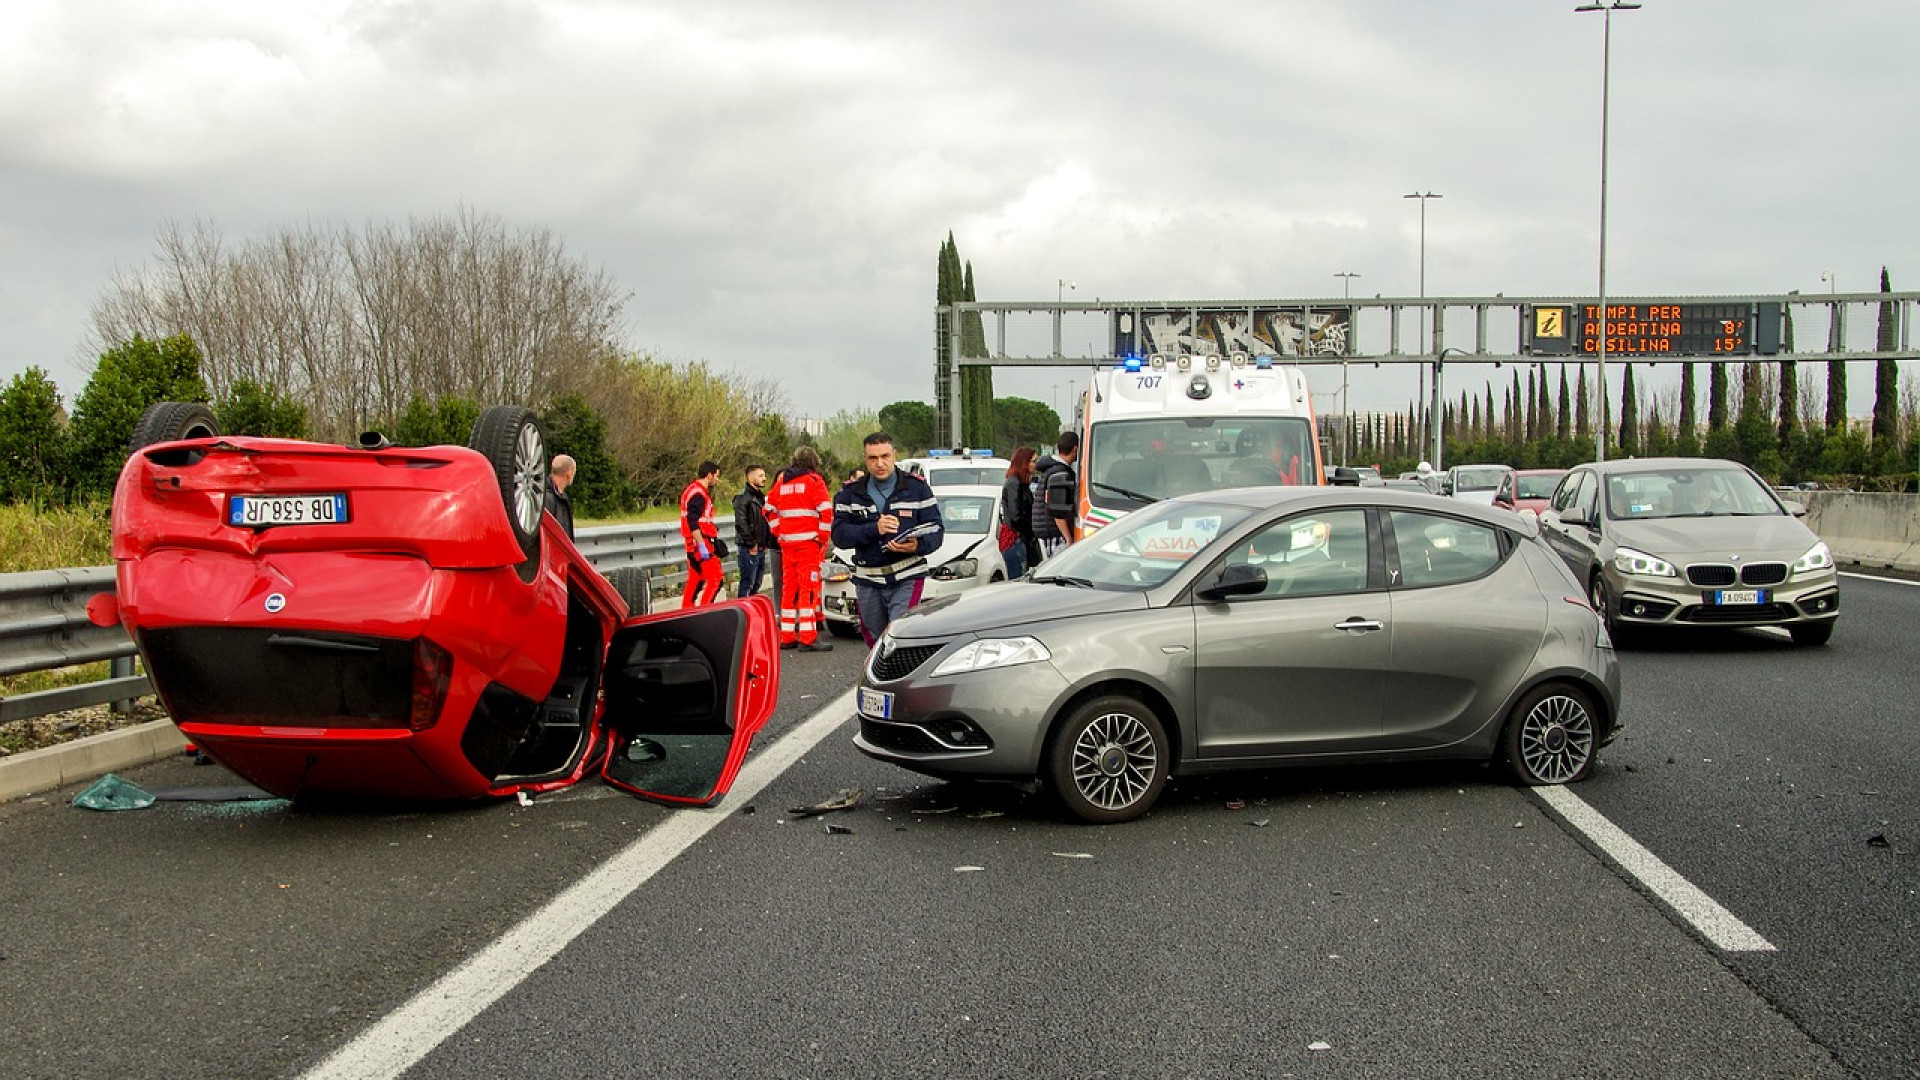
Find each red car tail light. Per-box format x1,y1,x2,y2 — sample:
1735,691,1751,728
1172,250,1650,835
410,638,454,731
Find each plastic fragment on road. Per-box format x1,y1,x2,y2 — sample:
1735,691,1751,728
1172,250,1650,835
1051,851,1093,859
1249,818,1271,827
954,865,985,873
71,773,156,811
824,822,853,835
1308,1041,1333,1052
789,787,862,817
516,791,533,807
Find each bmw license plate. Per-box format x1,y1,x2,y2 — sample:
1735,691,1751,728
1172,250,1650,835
1712,588,1766,605
857,686,893,720
229,493,349,528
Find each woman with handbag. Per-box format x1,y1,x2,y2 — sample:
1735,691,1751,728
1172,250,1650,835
997,447,1037,580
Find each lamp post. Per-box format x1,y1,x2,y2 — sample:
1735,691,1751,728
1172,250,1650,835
1335,271,1361,465
1576,1,1640,462
1404,192,1441,458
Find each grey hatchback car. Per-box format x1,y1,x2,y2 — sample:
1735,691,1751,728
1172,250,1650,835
853,487,1622,823
1536,457,1840,645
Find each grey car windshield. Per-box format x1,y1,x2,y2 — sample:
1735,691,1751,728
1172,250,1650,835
1606,467,1781,520
1034,499,1257,591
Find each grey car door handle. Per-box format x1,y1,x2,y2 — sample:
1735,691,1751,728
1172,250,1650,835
1334,617,1384,633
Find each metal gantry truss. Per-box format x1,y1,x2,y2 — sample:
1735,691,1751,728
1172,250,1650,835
938,292,1920,465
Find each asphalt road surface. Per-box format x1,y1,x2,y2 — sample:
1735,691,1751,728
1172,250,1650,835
1,573,1913,1079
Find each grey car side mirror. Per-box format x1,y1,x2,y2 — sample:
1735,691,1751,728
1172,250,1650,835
1196,562,1267,601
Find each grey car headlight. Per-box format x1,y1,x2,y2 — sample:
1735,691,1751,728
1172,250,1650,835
929,558,978,582
1791,540,1833,576
1612,545,1676,578
931,636,1050,676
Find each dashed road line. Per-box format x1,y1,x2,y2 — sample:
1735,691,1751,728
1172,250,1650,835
1536,784,1776,953
298,689,857,1080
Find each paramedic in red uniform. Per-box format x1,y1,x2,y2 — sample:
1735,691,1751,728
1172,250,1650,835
679,460,726,608
765,446,834,651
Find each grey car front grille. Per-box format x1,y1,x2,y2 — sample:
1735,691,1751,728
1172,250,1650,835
1687,562,1789,587
872,643,943,682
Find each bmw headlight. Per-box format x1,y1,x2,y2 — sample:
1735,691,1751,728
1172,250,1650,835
1791,540,1833,576
931,636,1050,677
929,558,978,582
1611,546,1676,578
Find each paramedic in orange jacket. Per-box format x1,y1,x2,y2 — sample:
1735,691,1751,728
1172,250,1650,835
679,460,726,608
764,445,834,651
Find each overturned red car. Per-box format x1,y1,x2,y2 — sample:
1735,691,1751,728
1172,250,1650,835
90,402,779,806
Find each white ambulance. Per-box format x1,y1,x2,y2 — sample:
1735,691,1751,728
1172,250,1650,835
1071,353,1328,537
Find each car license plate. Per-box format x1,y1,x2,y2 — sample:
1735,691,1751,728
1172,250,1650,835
229,493,349,528
857,686,893,720
1712,588,1765,605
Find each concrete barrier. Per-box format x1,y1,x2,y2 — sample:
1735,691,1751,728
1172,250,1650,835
0,719,189,803
1794,492,1920,574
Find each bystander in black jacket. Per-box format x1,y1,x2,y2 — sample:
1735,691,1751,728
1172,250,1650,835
544,477,574,539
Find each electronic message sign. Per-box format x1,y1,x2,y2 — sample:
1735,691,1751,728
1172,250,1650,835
1523,302,1781,356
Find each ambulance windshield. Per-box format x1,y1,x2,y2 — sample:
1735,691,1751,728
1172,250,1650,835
1086,416,1314,510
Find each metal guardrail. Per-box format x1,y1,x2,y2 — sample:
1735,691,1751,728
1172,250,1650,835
0,518,736,727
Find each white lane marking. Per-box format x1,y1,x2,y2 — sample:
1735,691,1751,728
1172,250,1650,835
1535,785,1775,953
299,689,857,1080
1841,569,1920,587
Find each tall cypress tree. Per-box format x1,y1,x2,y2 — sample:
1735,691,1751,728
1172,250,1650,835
1524,371,1538,441
1708,363,1729,431
960,260,994,449
1618,365,1639,456
1825,348,1847,432
1871,266,1901,473
1537,365,1555,442
1575,366,1590,438
1676,362,1700,456
934,235,959,443
1557,366,1572,441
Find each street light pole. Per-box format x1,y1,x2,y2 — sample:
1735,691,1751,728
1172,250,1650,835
1335,271,1361,466
1404,192,1441,462
1577,1,1640,462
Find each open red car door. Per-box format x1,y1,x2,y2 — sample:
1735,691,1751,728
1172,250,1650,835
599,595,779,807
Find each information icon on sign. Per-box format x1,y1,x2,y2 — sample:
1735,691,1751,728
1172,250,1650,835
1535,307,1566,339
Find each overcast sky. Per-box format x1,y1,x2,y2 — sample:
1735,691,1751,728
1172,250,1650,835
2,0,1913,430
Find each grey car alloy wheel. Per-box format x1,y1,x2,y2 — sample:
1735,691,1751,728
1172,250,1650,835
1049,695,1169,824
1503,684,1598,785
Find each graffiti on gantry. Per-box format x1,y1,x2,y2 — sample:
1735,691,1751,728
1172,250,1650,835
1118,307,1352,358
